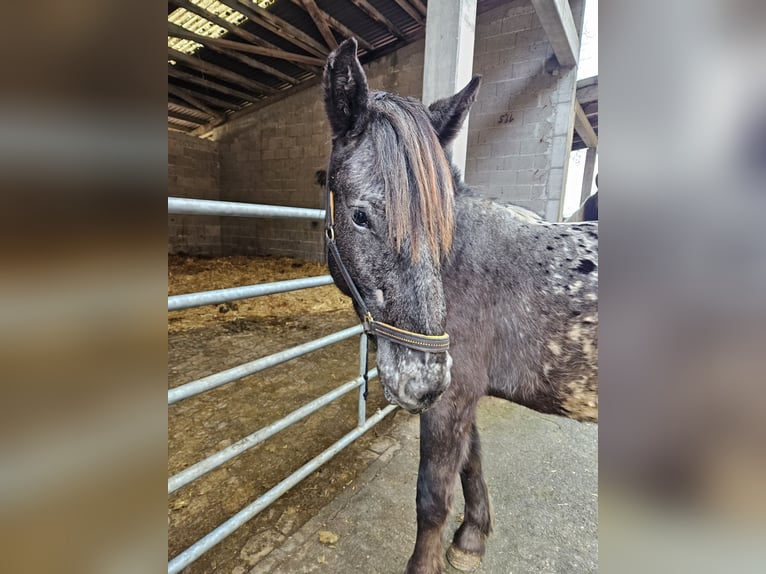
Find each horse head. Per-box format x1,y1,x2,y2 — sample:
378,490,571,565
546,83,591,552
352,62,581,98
322,38,480,413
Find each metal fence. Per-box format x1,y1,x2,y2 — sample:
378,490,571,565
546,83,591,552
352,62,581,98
167,197,396,574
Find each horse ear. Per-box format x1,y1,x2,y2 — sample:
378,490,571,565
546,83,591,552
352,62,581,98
323,38,369,138
428,76,482,146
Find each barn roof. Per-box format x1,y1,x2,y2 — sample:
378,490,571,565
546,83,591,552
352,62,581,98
167,0,596,150
167,0,437,136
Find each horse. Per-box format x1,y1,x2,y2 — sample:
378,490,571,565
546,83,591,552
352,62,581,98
321,38,598,574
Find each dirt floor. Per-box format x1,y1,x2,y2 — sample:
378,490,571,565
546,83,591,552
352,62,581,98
168,255,397,574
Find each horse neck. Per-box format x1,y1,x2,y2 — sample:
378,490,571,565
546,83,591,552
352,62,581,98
443,193,529,282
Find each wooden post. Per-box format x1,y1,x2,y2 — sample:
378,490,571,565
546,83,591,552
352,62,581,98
580,146,597,205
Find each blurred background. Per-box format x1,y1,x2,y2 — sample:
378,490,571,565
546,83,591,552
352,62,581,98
600,0,766,571
0,2,167,573
0,0,764,572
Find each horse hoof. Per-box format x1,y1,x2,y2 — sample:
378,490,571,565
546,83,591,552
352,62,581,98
446,545,481,572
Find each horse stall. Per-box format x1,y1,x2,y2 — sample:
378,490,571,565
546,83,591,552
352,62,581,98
168,1,598,572
168,199,401,573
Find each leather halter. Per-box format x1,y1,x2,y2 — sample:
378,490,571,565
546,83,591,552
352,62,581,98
324,188,450,354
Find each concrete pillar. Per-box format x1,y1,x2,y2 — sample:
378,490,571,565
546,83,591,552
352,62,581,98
422,0,477,173
580,146,597,204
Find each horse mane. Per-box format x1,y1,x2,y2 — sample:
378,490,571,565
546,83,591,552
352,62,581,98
369,94,455,263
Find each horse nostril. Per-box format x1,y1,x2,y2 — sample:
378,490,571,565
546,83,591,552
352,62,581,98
416,390,439,405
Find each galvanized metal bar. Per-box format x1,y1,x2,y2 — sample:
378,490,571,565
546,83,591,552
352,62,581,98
357,334,368,427
168,368,379,494
168,325,364,404
168,196,325,219
167,404,397,574
168,275,334,311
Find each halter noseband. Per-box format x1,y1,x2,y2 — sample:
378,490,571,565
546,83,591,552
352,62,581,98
324,188,450,354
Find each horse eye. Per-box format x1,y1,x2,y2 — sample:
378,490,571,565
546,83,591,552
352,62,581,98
352,209,369,228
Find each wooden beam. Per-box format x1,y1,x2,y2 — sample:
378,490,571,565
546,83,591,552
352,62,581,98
168,27,325,67
579,146,597,205
168,22,298,85
350,0,407,39
574,100,598,148
169,47,277,95
169,103,227,132
190,26,429,138
581,101,598,116
300,0,338,50
576,75,598,89
410,0,427,18
169,120,205,133
288,0,375,52
217,0,328,58
169,80,243,109
322,15,374,52
576,82,598,105
168,84,225,121
391,0,425,26
172,0,317,75
168,109,206,125
530,0,579,68
169,124,195,134
168,65,260,104
169,100,214,120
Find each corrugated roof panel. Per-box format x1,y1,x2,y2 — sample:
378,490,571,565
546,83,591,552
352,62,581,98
168,0,277,55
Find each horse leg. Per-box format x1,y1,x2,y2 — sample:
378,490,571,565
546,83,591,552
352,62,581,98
404,402,473,574
447,421,492,571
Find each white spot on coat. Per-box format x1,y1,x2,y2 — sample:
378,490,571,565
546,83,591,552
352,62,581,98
548,341,562,356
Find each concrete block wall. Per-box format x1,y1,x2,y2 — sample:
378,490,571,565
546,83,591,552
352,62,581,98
168,130,222,255
466,0,584,221
216,83,329,261
209,40,426,262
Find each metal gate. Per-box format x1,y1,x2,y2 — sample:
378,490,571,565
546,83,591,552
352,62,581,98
167,197,396,574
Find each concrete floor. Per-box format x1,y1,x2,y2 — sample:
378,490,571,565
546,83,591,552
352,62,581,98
250,397,598,574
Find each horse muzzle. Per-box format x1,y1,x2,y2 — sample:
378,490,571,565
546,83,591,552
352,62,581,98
376,341,452,413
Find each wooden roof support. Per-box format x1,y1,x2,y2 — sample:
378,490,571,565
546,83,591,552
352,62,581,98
169,120,201,132
574,100,598,148
391,0,425,26
169,48,277,95
410,0,427,18
288,0,375,52
172,0,318,75
350,0,407,40
169,100,214,121
300,0,338,50
169,80,243,109
168,22,298,85
217,0,328,58
169,124,195,133
169,28,324,67
576,77,598,105
322,14,375,52
168,84,225,121
168,109,207,125
579,146,597,205
530,0,579,68
168,65,260,104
